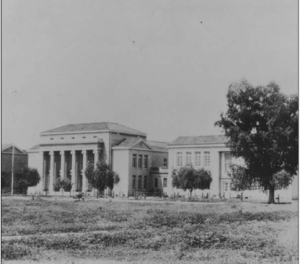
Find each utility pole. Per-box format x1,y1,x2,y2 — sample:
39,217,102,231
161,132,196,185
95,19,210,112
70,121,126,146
11,143,14,195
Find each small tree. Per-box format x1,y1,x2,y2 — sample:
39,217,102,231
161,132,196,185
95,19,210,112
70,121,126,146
53,178,62,192
15,167,40,195
61,178,73,197
85,161,94,192
85,160,120,194
172,166,212,197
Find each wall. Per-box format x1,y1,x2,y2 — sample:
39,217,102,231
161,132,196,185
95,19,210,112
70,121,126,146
168,145,229,196
112,149,130,197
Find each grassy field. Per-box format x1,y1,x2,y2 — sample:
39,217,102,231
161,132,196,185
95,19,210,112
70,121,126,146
1,196,298,264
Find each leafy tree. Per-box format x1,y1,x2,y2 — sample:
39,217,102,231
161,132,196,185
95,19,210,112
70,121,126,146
85,160,120,193
15,167,40,195
215,80,298,203
53,178,62,192
60,178,73,196
172,166,212,197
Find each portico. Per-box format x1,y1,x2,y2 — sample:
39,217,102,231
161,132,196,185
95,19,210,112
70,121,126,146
40,145,102,194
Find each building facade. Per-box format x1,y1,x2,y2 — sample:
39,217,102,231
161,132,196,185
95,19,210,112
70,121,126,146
167,135,296,201
27,122,168,196
2,144,28,193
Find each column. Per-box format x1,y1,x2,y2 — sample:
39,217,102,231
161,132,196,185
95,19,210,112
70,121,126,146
60,151,65,180
40,151,45,191
82,150,87,192
71,150,76,192
49,151,54,193
93,149,99,168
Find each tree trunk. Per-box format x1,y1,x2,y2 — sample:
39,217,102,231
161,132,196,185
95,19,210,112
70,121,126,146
268,186,275,204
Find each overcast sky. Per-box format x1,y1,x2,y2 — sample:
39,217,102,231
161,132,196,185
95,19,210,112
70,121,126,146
2,0,298,150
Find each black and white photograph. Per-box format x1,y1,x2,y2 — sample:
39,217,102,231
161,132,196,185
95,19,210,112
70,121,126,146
2,0,299,263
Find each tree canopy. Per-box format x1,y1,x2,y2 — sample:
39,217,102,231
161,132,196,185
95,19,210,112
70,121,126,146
15,167,40,194
215,80,298,203
172,166,212,196
85,160,120,192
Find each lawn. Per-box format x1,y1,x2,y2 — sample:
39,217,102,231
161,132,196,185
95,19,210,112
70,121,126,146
1,196,298,264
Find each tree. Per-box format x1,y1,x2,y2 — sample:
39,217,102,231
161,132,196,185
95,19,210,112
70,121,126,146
15,167,40,195
60,178,73,197
85,160,120,193
215,80,298,203
172,166,212,197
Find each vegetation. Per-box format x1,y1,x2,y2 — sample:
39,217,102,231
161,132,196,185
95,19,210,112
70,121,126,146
1,198,298,263
60,178,73,196
172,167,212,197
215,80,298,203
85,160,120,192
15,167,40,195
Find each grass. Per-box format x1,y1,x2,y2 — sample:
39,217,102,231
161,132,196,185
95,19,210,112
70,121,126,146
1,197,298,263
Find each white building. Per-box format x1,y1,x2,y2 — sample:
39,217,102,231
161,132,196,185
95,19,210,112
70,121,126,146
27,122,168,196
167,135,296,201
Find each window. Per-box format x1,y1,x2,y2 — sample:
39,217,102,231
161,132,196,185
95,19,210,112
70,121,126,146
144,155,148,169
186,152,192,166
138,176,142,190
138,155,143,168
132,176,136,190
163,178,167,188
225,153,232,172
177,152,183,167
195,152,201,166
154,178,158,188
204,152,210,166
132,154,137,168
163,158,168,167
143,176,147,189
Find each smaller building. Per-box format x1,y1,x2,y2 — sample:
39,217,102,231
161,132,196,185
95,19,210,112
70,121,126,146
167,135,295,201
1,144,28,193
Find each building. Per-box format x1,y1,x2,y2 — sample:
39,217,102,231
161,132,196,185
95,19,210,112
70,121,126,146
1,144,28,192
27,122,168,196
167,135,296,201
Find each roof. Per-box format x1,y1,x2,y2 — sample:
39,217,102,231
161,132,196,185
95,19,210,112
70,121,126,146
2,143,26,154
147,140,168,151
41,122,146,136
169,135,228,146
113,138,168,152
28,144,40,151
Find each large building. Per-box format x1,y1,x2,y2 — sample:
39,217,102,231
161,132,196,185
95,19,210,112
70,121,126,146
167,135,297,201
27,122,168,196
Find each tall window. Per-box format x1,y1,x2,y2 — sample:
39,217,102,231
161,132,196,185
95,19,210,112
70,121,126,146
204,151,210,166
144,155,148,169
132,175,136,190
138,175,142,190
177,152,183,167
143,176,147,189
138,155,143,168
163,158,168,167
132,154,137,168
225,153,232,173
186,152,192,166
154,178,158,188
163,178,167,188
195,152,201,166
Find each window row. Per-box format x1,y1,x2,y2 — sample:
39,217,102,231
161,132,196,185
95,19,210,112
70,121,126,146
132,176,168,190
176,151,210,167
132,154,148,169
50,136,98,140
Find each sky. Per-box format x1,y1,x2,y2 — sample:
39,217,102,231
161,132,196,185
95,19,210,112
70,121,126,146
2,0,298,150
